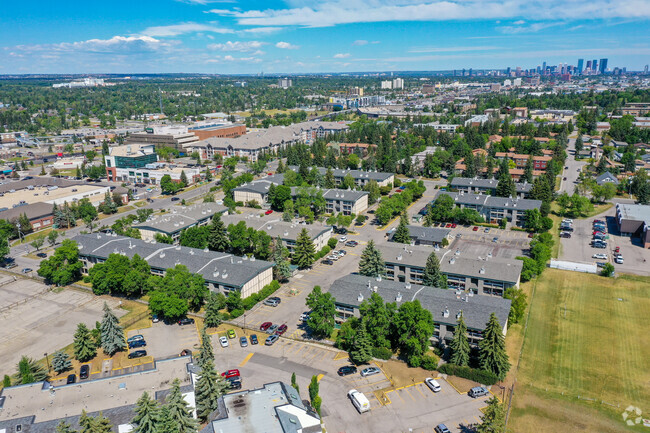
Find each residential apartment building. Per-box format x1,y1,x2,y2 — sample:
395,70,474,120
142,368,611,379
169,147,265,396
450,177,532,198
621,102,650,116
435,191,542,227
74,233,274,297
328,274,511,346
389,225,451,247
134,203,228,243
494,152,552,171
379,243,523,296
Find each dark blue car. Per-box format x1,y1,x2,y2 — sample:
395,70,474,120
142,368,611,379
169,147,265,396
128,339,147,349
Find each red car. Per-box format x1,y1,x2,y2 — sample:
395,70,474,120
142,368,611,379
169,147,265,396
615,246,620,253
451,223,457,228
528,233,535,238
260,322,272,331
221,369,240,379
593,231,605,235
275,324,288,335
445,223,452,228
472,226,479,231
265,209,273,215
268,172,273,175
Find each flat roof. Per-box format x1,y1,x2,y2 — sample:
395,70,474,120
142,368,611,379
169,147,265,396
616,203,650,222
329,274,511,331
379,243,523,284
134,203,228,235
73,233,274,288
108,143,156,157
287,166,394,182
291,187,369,203
0,184,108,209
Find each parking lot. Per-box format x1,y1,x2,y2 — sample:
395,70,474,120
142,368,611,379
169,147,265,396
559,208,650,276
208,332,490,433
126,320,200,360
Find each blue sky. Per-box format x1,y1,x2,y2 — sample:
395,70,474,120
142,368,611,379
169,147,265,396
1,0,649,74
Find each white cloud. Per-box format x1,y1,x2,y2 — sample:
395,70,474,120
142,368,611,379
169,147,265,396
177,0,236,4
352,40,368,45
497,22,564,34
513,19,526,25
333,52,350,58
208,40,266,51
409,45,500,53
16,36,173,54
223,54,263,62
208,0,650,28
141,22,233,37
238,27,283,34
275,41,299,49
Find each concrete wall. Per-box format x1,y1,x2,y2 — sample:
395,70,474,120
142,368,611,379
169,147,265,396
233,190,265,205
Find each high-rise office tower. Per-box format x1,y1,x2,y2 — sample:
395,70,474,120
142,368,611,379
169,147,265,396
586,60,592,71
542,61,547,74
592,59,598,71
645,65,649,74
599,58,608,74
577,59,584,74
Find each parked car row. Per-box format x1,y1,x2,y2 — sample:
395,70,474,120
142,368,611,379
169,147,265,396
591,219,608,249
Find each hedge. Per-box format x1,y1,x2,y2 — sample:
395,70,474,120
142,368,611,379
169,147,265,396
239,280,282,311
314,245,331,260
327,237,338,249
371,346,393,360
437,363,498,385
419,355,439,371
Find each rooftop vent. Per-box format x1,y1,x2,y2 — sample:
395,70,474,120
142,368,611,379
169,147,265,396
405,282,411,289
250,256,255,262
204,247,209,253
213,270,220,278
189,250,194,255
376,275,382,282
357,293,364,302
443,307,450,318
175,246,181,251
397,254,402,261
479,267,485,274
449,257,455,264
222,270,228,279
159,252,165,258
456,310,462,319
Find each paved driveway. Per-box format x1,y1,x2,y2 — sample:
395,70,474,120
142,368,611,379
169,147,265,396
126,320,200,360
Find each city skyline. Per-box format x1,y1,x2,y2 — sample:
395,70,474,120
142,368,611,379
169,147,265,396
1,0,649,74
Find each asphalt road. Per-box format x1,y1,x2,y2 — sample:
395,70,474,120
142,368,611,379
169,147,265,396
559,136,588,194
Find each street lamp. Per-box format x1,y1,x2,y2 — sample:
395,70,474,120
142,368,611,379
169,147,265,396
44,353,51,372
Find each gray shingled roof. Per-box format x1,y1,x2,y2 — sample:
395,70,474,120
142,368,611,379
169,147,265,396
73,233,273,289
595,171,620,185
287,166,393,182
329,274,511,331
290,186,369,202
379,243,523,284
438,191,541,211
451,177,532,193
0,201,53,221
220,214,332,242
133,203,227,235
232,174,285,195
389,225,450,244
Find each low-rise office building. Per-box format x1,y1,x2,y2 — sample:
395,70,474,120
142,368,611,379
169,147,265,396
379,243,522,296
188,122,246,140
125,125,200,150
389,225,450,247
328,274,511,346
436,191,542,227
74,233,274,297
450,177,532,198
616,203,650,248
134,203,228,243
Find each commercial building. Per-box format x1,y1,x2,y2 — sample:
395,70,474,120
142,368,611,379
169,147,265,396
278,78,293,88
621,103,650,116
188,122,246,140
125,125,199,150
379,243,522,296
134,203,228,243
464,115,490,127
205,382,320,433
0,183,110,208
450,177,532,198
389,225,450,247
0,202,54,231
74,233,274,297
104,143,201,185
328,274,511,346
435,191,542,227
615,203,650,248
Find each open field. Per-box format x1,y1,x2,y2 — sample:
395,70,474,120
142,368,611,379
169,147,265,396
508,269,650,432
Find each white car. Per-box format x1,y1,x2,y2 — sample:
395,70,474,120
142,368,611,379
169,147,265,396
219,336,229,348
328,255,339,261
339,236,348,242
425,377,441,393
592,253,608,260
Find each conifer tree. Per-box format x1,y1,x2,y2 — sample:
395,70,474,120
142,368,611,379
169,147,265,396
203,293,223,329
423,252,447,288
476,396,506,433
358,240,385,277
52,350,73,374
349,322,373,365
293,228,315,269
197,327,214,367
74,323,97,362
154,406,177,433
478,313,510,380
272,236,292,281
324,168,336,188
132,392,159,433
207,215,229,252
100,303,126,356
291,372,300,394
195,357,229,422
165,378,198,433
180,170,188,187
55,421,76,433
449,314,470,367
392,213,411,244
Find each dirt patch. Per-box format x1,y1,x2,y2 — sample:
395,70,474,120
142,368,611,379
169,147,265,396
374,359,436,388
446,375,479,394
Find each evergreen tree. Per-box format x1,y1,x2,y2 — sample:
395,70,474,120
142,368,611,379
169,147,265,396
276,159,286,173
308,375,320,403
204,168,212,182
203,293,223,329
464,150,476,178
523,156,534,183
165,378,198,433
392,213,411,244
358,240,385,277
349,322,373,365
449,314,470,367
100,303,126,356
422,252,447,288
574,133,584,156
154,406,178,433
52,350,72,374
290,372,300,395
596,156,608,175
476,397,506,433
56,421,76,433
99,192,117,214
3,374,11,388
132,392,159,433
478,313,511,380
195,358,229,422
40,164,46,175
495,160,516,198
485,156,495,178
79,410,112,433
272,236,292,281
197,327,214,367
293,228,316,269
324,168,336,188
15,356,48,384
180,170,188,187
207,215,229,252
74,323,97,362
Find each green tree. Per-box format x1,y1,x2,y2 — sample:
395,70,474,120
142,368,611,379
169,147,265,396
428,194,455,222
0,236,9,263
359,292,394,349
38,239,83,286
208,215,230,252
476,396,506,433
391,300,435,366
272,236,292,281
180,170,188,187
98,191,117,214
56,421,77,433
341,173,356,190
52,350,72,374
282,199,295,222
422,252,447,288
204,292,224,328
308,375,320,403
293,228,316,269
30,233,46,251
291,372,300,395
47,229,60,247
601,262,615,277
349,322,373,365
449,314,470,367
100,303,126,356
160,174,181,195
89,253,132,295
324,168,336,188
149,264,208,311
148,291,189,321
478,313,510,381
358,240,385,277
131,392,159,433
392,213,411,243
79,410,112,433
523,156,534,183
574,133,583,156
195,356,229,422
15,356,48,384
504,287,528,325
306,286,336,339
3,374,11,388
495,161,516,198
165,378,198,433
179,226,210,249
74,323,97,362
272,185,292,210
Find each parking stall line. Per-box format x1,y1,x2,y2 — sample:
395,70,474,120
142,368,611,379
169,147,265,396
414,384,427,398
403,387,417,401
393,389,406,403
239,353,254,367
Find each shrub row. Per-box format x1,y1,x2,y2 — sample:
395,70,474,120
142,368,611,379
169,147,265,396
437,363,498,385
314,245,331,260
232,280,282,318
371,346,393,360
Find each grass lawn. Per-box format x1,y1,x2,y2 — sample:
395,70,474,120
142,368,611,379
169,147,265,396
508,269,650,432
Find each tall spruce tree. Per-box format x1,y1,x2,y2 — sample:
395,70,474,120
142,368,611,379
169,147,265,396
208,215,229,252
272,236,292,281
73,323,97,362
293,228,316,269
523,156,534,183
197,327,214,367
52,350,72,374
449,314,470,367
195,358,229,422
324,168,336,188
392,213,411,244
203,293,223,329
100,303,126,356
478,313,511,380
165,378,198,433
132,392,159,433
79,410,112,433
423,252,447,288
349,322,373,365
476,396,506,433
358,240,385,277
55,421,76,433
154,406,178,433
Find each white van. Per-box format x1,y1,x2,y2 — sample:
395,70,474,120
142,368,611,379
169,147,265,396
348,389,370,413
